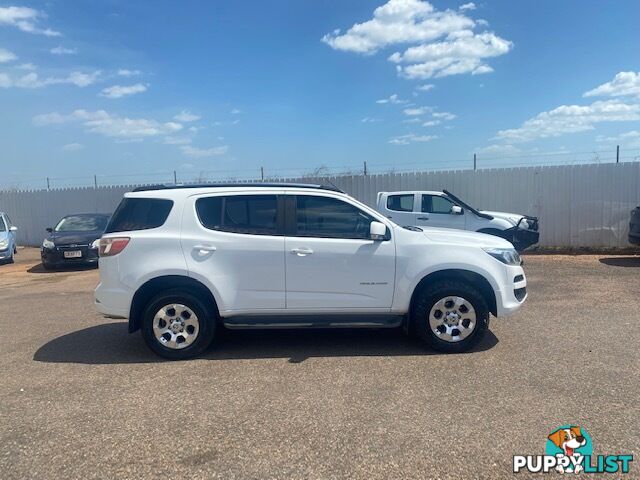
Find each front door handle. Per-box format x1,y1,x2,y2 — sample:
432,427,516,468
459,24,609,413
291,247,313,256
417,217,429,221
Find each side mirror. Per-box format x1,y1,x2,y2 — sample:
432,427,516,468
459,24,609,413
46,227,53,233
370,221,387,240
451,205,463,215
9,226,17,232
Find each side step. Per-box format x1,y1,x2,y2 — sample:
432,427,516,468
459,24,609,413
223,314,404,330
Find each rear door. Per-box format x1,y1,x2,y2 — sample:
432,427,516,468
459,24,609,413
381,193,417,226
284,194,395,310
181,193,286,312
418,194,466,229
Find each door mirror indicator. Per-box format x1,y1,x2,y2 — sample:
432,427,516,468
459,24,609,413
9,226,17,232
370,221,387,240
451,205,463,215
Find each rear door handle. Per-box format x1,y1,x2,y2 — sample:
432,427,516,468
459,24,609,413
291,248,313,256
193,245,217,254
417,217,429,221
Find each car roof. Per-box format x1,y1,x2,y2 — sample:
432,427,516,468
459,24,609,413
132,182,343,193
61,213,111,218
383,191,444,195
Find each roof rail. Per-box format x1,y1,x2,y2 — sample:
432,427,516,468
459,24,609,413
132,182,344,193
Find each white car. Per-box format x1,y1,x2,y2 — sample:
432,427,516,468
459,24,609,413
95,183,527,360
377,190,539,251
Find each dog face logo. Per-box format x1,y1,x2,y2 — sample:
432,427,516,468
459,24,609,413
546,426,592,474
548,427,587,456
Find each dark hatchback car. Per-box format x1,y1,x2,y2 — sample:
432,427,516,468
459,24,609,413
630,206,640,245
41,213,110,269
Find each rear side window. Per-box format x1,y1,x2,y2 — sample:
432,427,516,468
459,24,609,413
387,194,414,212
105,198,173,233
196,195,278,235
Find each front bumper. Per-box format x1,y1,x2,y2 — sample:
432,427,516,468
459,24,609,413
41,245,99,267
629,217,640,244
494,264,527,317
0,247,12,260
507,216,540,251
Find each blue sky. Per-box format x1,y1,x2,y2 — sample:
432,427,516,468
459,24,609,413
1,0,639,188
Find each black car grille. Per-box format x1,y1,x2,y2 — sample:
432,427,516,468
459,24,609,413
57,244,89,249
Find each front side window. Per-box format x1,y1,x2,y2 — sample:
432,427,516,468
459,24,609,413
387,194,414,212
422,195,455,214
295,195,374,239
196,195,278,235
0,216,6,232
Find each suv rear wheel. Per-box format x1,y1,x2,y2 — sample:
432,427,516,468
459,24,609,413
141,289,216,360
412,280,488,353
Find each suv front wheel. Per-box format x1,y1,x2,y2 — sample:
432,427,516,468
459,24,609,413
141,289,216,360
412,280,489,353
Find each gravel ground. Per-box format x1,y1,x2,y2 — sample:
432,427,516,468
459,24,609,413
0,248,638,479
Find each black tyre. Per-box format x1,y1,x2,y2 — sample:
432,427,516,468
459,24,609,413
141,289,216,360
412,280,489,353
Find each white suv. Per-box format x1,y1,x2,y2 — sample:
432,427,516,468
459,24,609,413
95,184,527,360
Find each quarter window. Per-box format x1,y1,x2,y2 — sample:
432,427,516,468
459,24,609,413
387,194,414,212
422,195,455,214
295,195,374,239
196,195,278,235
106,198,173,233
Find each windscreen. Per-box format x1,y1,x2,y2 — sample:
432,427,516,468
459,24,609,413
55,215,109,232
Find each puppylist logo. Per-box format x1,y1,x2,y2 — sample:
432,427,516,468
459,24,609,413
513,425,634,474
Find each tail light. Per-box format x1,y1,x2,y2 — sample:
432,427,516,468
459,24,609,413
99,237,130,257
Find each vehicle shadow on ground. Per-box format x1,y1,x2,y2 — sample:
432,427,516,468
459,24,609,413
598,256,640,267
33,322,498,365
27,262,97,274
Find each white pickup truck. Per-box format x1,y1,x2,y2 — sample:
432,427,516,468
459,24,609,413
377,190,539,251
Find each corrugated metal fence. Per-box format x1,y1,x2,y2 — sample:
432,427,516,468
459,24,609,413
1,162,639,247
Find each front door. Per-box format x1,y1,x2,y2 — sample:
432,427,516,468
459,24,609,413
417,194,467,230
285,194,395,310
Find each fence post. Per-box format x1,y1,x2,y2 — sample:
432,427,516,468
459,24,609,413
173,170,177,184
94,175,98,188
473,153,477,171
616,145,620,163
46,177,50,190
261,166,264,180
364,161,368,176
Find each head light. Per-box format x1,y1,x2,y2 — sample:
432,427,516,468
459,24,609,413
482,247,521,266
91,239,101,249
0,238,8,249
42,238,55,249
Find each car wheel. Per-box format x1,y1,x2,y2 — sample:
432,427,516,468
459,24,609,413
412,280,489,353
141,289,216,360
